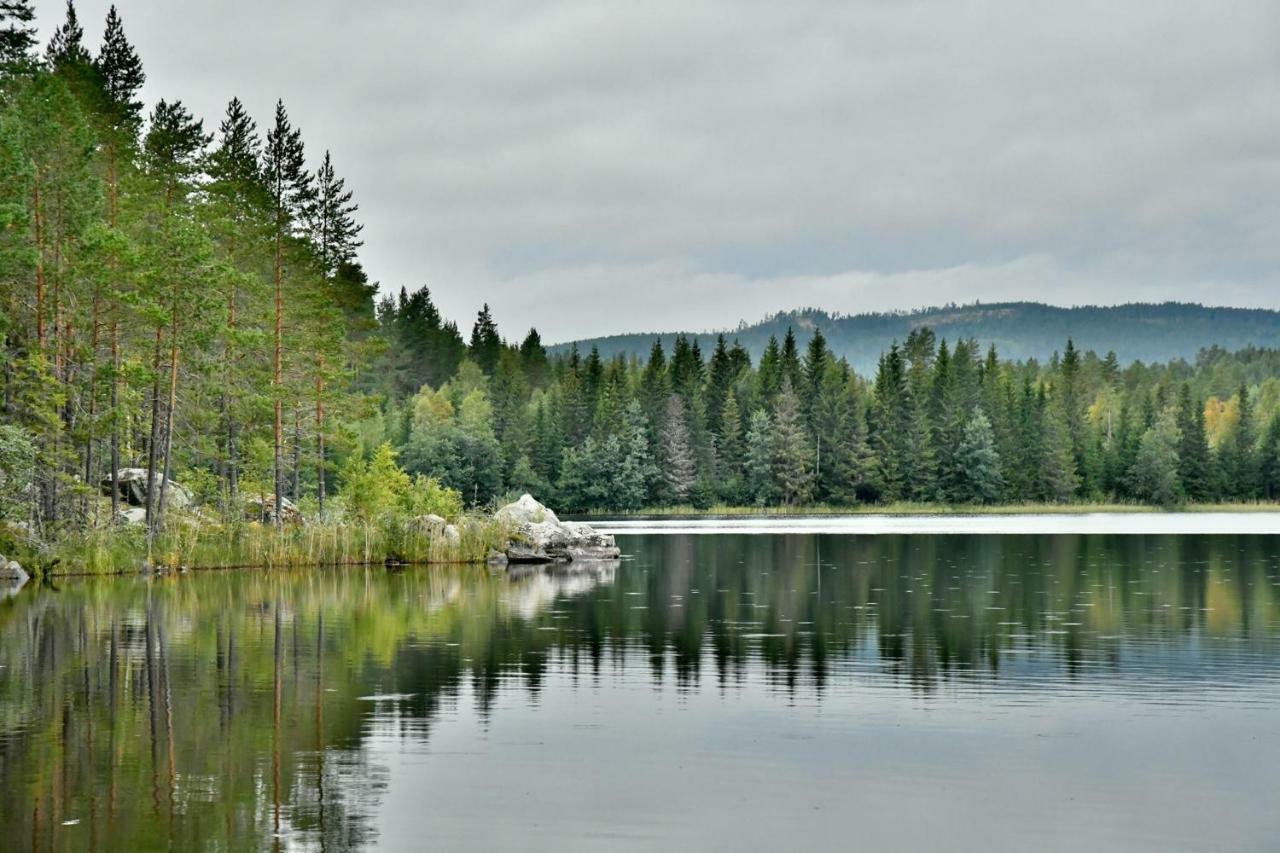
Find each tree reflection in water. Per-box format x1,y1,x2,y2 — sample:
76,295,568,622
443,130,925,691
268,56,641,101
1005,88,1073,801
1,533,1278,851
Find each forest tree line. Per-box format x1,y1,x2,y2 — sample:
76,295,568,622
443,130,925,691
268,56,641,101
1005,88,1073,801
3,2,1280,557
366,290,1280,511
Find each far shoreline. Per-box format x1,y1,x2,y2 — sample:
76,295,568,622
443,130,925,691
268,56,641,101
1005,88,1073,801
571,502,1280,519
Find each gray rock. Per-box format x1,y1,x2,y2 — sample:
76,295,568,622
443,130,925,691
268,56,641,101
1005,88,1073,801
245,495,305,525
494,494,620,563
116,506,148,526
101,468,193,510
1,559,28,584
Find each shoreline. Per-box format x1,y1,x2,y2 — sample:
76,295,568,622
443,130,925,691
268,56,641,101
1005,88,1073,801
572,502,1280,519
588,510,1280,536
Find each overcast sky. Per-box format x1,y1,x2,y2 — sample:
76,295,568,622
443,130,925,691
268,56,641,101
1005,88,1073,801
36,0,1280,342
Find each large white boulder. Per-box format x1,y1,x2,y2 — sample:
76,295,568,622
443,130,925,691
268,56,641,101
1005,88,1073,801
1,556,28,590
493,494,620,563
101,468,192,510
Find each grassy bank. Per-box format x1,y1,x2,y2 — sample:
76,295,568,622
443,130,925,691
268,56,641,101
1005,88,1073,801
31,514,510,577
573,501,1280,518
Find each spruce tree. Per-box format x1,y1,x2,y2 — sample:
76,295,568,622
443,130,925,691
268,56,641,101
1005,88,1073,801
717,390,745,502
1229,383,1258,499
704,334,735,438
1258,414,1280,501
771,380,814,505
519,328,549,387
1175,383,1211,501
1130,412,1182,507
660,394,696,503
954,409,1002,503
744,410,774,505
757,335,782,410
811,359,869,503
468,303,501,374
780,327,802,391
1039,394,1079,502
617,400,657,510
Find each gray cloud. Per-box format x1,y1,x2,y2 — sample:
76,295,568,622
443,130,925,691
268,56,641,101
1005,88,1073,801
40,0,1280,340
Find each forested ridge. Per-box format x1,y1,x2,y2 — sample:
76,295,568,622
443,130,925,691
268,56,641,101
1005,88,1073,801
3,4,1280,570
562,302,1280,374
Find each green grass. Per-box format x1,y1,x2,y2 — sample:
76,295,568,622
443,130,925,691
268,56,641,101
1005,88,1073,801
42,514,510,576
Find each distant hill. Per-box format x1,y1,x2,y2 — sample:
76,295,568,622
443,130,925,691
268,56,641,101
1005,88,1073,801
553,302,1280,374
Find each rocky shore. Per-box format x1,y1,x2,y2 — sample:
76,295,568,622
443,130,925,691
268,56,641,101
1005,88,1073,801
490,494,621,565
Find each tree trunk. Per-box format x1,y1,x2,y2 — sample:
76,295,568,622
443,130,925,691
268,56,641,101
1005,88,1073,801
291,406,301,501
33,172,46,352
273,231,284,530
145,327,164,547
108,148,121,523
316,373,325,514
110,320,121,522
223,278,238,509
84,295,100,524
156,328,180,529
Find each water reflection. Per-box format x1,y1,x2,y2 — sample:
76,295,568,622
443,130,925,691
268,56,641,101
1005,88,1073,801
1,534,1279,852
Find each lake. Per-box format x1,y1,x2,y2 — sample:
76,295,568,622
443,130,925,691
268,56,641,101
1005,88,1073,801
3,529,1280,851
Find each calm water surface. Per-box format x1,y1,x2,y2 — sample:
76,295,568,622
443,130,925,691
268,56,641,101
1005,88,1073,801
3,532,1280,852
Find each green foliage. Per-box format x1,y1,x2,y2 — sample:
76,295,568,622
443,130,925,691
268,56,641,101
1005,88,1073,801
1130,413,1183,507
0,422,35,520
744,409,774,505
953,409,1002,504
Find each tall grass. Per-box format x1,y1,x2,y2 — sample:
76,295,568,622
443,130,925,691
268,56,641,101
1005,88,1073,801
48,514,510,576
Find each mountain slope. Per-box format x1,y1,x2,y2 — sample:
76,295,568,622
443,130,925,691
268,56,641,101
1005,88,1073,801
554,302,1280,373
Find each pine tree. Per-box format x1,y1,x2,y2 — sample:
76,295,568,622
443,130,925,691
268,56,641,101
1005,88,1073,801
0,1,37,71
140,99,212,534
95,6,144,130
954,409,1002,503
262,99,314,527
308,149,362,278
46,0,90,69
206,96,267,506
